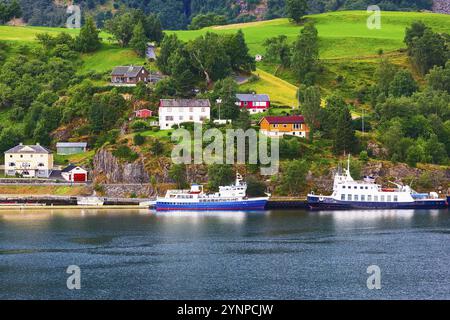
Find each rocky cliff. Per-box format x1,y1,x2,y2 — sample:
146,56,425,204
93,148,150,184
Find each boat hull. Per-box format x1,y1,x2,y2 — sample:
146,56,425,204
156,198,268,212
307,195,447,210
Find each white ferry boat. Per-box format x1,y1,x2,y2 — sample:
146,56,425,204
156,173,269,211
307,157,447,210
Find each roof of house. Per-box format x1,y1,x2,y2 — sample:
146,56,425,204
260,115,306,124
236,94,270,102
61,164,86,173
111,66,147,77
5,144,51,154
56,142,87,148
159,99,211,108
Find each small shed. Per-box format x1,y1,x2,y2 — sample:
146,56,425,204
135,109,153,119
56,142,87,155
61,165,88,183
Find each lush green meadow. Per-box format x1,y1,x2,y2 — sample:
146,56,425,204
171,11,450,59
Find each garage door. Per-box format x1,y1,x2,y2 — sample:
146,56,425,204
73,173,86,182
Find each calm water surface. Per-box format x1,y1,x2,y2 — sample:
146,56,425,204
0,208,449,300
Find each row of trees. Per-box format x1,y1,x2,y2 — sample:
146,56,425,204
105,9,164,57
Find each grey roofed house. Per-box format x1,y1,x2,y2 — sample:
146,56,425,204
5,143,51,154
111,66,146,78
159,99,211,108
61,164,78,173
236,94,270,102
56,142,87,155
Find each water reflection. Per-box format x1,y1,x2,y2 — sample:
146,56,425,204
153,210,268,224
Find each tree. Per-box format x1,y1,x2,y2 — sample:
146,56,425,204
75,16,101,53
286,0,308,24
404,21,428,49
375,58,397,96
291,22,319,85
234,109,251,130
89,90,127,133
211,77,240,120
246,176,267,197
333,106,358,155
279,159,309,196
187,32,231,86
408,28,448,75
406,145,424,167
188,13,227,30
168,47,198,96
224,30,255,73
129,21,148,57
207,164,234,192
169,164,188,189
105,12,135,47
426,61,450,94
144,14,164,43
301,86,321,141
264,35,291,68
424,134,448,164
157,34,183,75
389,70,418,97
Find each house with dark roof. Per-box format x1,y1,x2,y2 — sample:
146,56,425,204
111,66,150,86
259,115,310,138
159,99,211,130
236,93,270,114
4,143,53,178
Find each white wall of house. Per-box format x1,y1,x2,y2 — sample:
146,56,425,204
4,149,53,178
159,106,210,130
61,167,88,182
260,130,307,138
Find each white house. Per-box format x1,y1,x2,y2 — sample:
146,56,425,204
4,143,53,178
61,164,88,183
159,99,211,130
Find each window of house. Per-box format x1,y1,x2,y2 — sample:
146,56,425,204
354,186,357,189
189,107,193,112
166,116,174,121
9,162,15,166
189,116,193,121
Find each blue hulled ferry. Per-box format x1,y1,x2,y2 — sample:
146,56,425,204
308,158,448,210
156,174,269,211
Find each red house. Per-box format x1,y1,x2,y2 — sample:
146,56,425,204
135,109,153,119
236,94,270,114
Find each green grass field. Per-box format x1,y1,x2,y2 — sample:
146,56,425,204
171,11,450,59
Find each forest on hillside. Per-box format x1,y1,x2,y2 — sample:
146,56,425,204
15,0,435,29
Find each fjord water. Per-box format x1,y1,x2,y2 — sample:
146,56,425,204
0,209,449,300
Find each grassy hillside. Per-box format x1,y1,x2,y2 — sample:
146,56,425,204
171,11,450,58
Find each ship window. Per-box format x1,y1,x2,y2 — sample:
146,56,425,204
387,195,391,202
374,196,378,202
360,186,363,189
394,195,398,202
354,195,359,201
341,194,345,200
381,195,385,202
354,186,357,189
348,194,352,201
342,186,346,189
368,195,372,201
365,186,368,189
361,195,365,201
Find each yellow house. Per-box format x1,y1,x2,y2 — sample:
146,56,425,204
4,143,54,178
259,115,310,138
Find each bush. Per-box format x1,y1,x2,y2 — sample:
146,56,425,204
133,134,145,146
131,120,150,132
112,145,139,162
